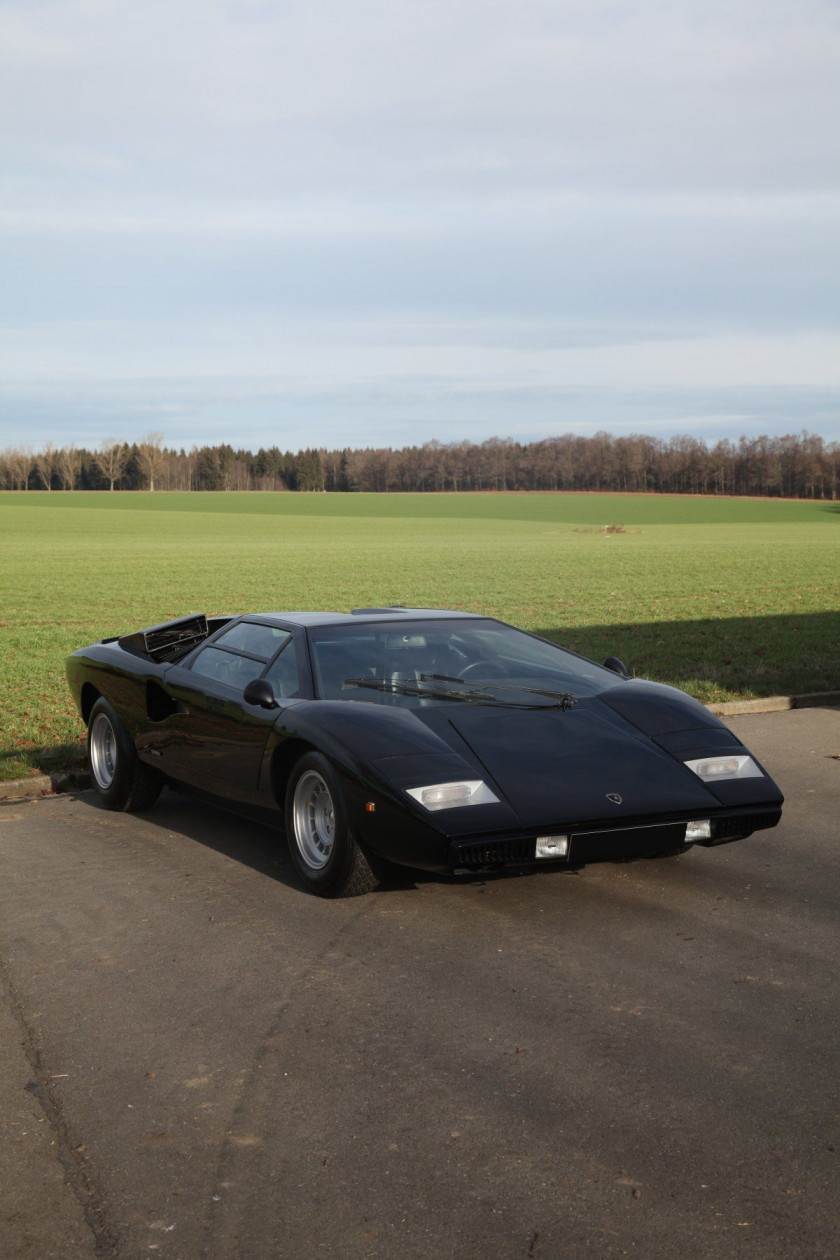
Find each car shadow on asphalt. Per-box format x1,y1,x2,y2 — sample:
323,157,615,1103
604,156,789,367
74,784,595,899
76,784,666,901
78,785,458,897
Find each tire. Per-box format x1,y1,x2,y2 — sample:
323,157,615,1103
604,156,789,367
285,752,379,898
87,698,162,812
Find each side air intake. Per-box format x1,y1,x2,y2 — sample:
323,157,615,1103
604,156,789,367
119,614,210,663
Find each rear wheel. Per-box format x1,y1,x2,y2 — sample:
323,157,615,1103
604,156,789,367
285,752,378,898
87,698,162,812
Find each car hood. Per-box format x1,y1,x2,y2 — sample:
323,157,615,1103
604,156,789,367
292,684,779,833
440,704,718,827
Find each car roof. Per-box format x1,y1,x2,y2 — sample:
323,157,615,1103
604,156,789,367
247,608,487,629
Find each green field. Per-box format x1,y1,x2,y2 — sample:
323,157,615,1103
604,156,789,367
1,490,838,781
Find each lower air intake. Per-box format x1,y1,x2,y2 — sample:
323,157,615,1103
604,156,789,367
450,839,533,869
711,812,781,840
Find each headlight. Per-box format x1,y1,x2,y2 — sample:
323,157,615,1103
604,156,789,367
406,780,500,811
684,755,763,782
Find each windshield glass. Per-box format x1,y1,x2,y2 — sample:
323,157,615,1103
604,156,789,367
307,619,617,707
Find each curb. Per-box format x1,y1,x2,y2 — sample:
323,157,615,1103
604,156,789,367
1,690,838,803
707,691,840,717
707,696,794,716
0,771,91,803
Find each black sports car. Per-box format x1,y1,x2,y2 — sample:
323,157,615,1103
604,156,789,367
66,608,783,897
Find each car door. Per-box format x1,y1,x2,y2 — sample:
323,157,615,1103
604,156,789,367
154,621,301,805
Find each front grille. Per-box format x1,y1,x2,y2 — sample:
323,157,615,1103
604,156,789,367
451,838,533,868
712,811,781,839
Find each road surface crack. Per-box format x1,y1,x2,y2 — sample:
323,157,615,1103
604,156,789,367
0,951,119,1257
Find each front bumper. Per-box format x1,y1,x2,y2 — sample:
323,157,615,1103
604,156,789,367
448,809,783,871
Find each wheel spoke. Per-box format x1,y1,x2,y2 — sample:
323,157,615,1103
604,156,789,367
90,713,117,790
293,770,337,870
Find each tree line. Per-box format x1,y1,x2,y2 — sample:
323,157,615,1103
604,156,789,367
1,429,838,499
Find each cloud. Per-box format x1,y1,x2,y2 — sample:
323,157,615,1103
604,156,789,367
1,1,838,448
2,316,838,450
3,0,838,199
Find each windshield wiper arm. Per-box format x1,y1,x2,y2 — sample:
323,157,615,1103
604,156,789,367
342,675,576,709
420,673,576,709
342,677,495,702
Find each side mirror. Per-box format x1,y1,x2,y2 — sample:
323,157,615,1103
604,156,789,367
243,678,278,709
603,656,629,678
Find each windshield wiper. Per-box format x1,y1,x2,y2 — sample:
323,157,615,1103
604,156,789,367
342,674,577,709
420,673,577,709
342,677,495,703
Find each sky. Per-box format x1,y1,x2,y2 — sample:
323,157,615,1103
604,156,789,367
1,0,839,453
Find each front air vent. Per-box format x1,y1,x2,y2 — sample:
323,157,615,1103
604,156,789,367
450,838,532,868
711,812,780,840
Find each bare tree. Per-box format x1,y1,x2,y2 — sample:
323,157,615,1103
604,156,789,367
94,438,128,491
34,441,57,490
2,447,34,489
56,445,81,490
0,449,17,488
137,432,166,492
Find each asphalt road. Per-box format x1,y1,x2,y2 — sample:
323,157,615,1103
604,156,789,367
1,709,838,1260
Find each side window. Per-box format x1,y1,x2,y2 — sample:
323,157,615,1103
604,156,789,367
264,641,300,699
190,647,263,690
215,622,291,658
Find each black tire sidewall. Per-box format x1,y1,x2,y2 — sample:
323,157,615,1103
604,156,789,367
284,752,362,896
87,697,139,810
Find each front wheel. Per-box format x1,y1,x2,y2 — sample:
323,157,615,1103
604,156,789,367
285,752,378,898
87,698,162,812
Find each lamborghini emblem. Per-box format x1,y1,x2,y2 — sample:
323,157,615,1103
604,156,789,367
606,793,623,805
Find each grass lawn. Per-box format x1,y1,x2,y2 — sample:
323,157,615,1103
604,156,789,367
1,490,838,781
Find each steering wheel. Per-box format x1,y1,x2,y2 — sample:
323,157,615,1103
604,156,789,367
459,659,509,680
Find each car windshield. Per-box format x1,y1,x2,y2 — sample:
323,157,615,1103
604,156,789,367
307,618,618,708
